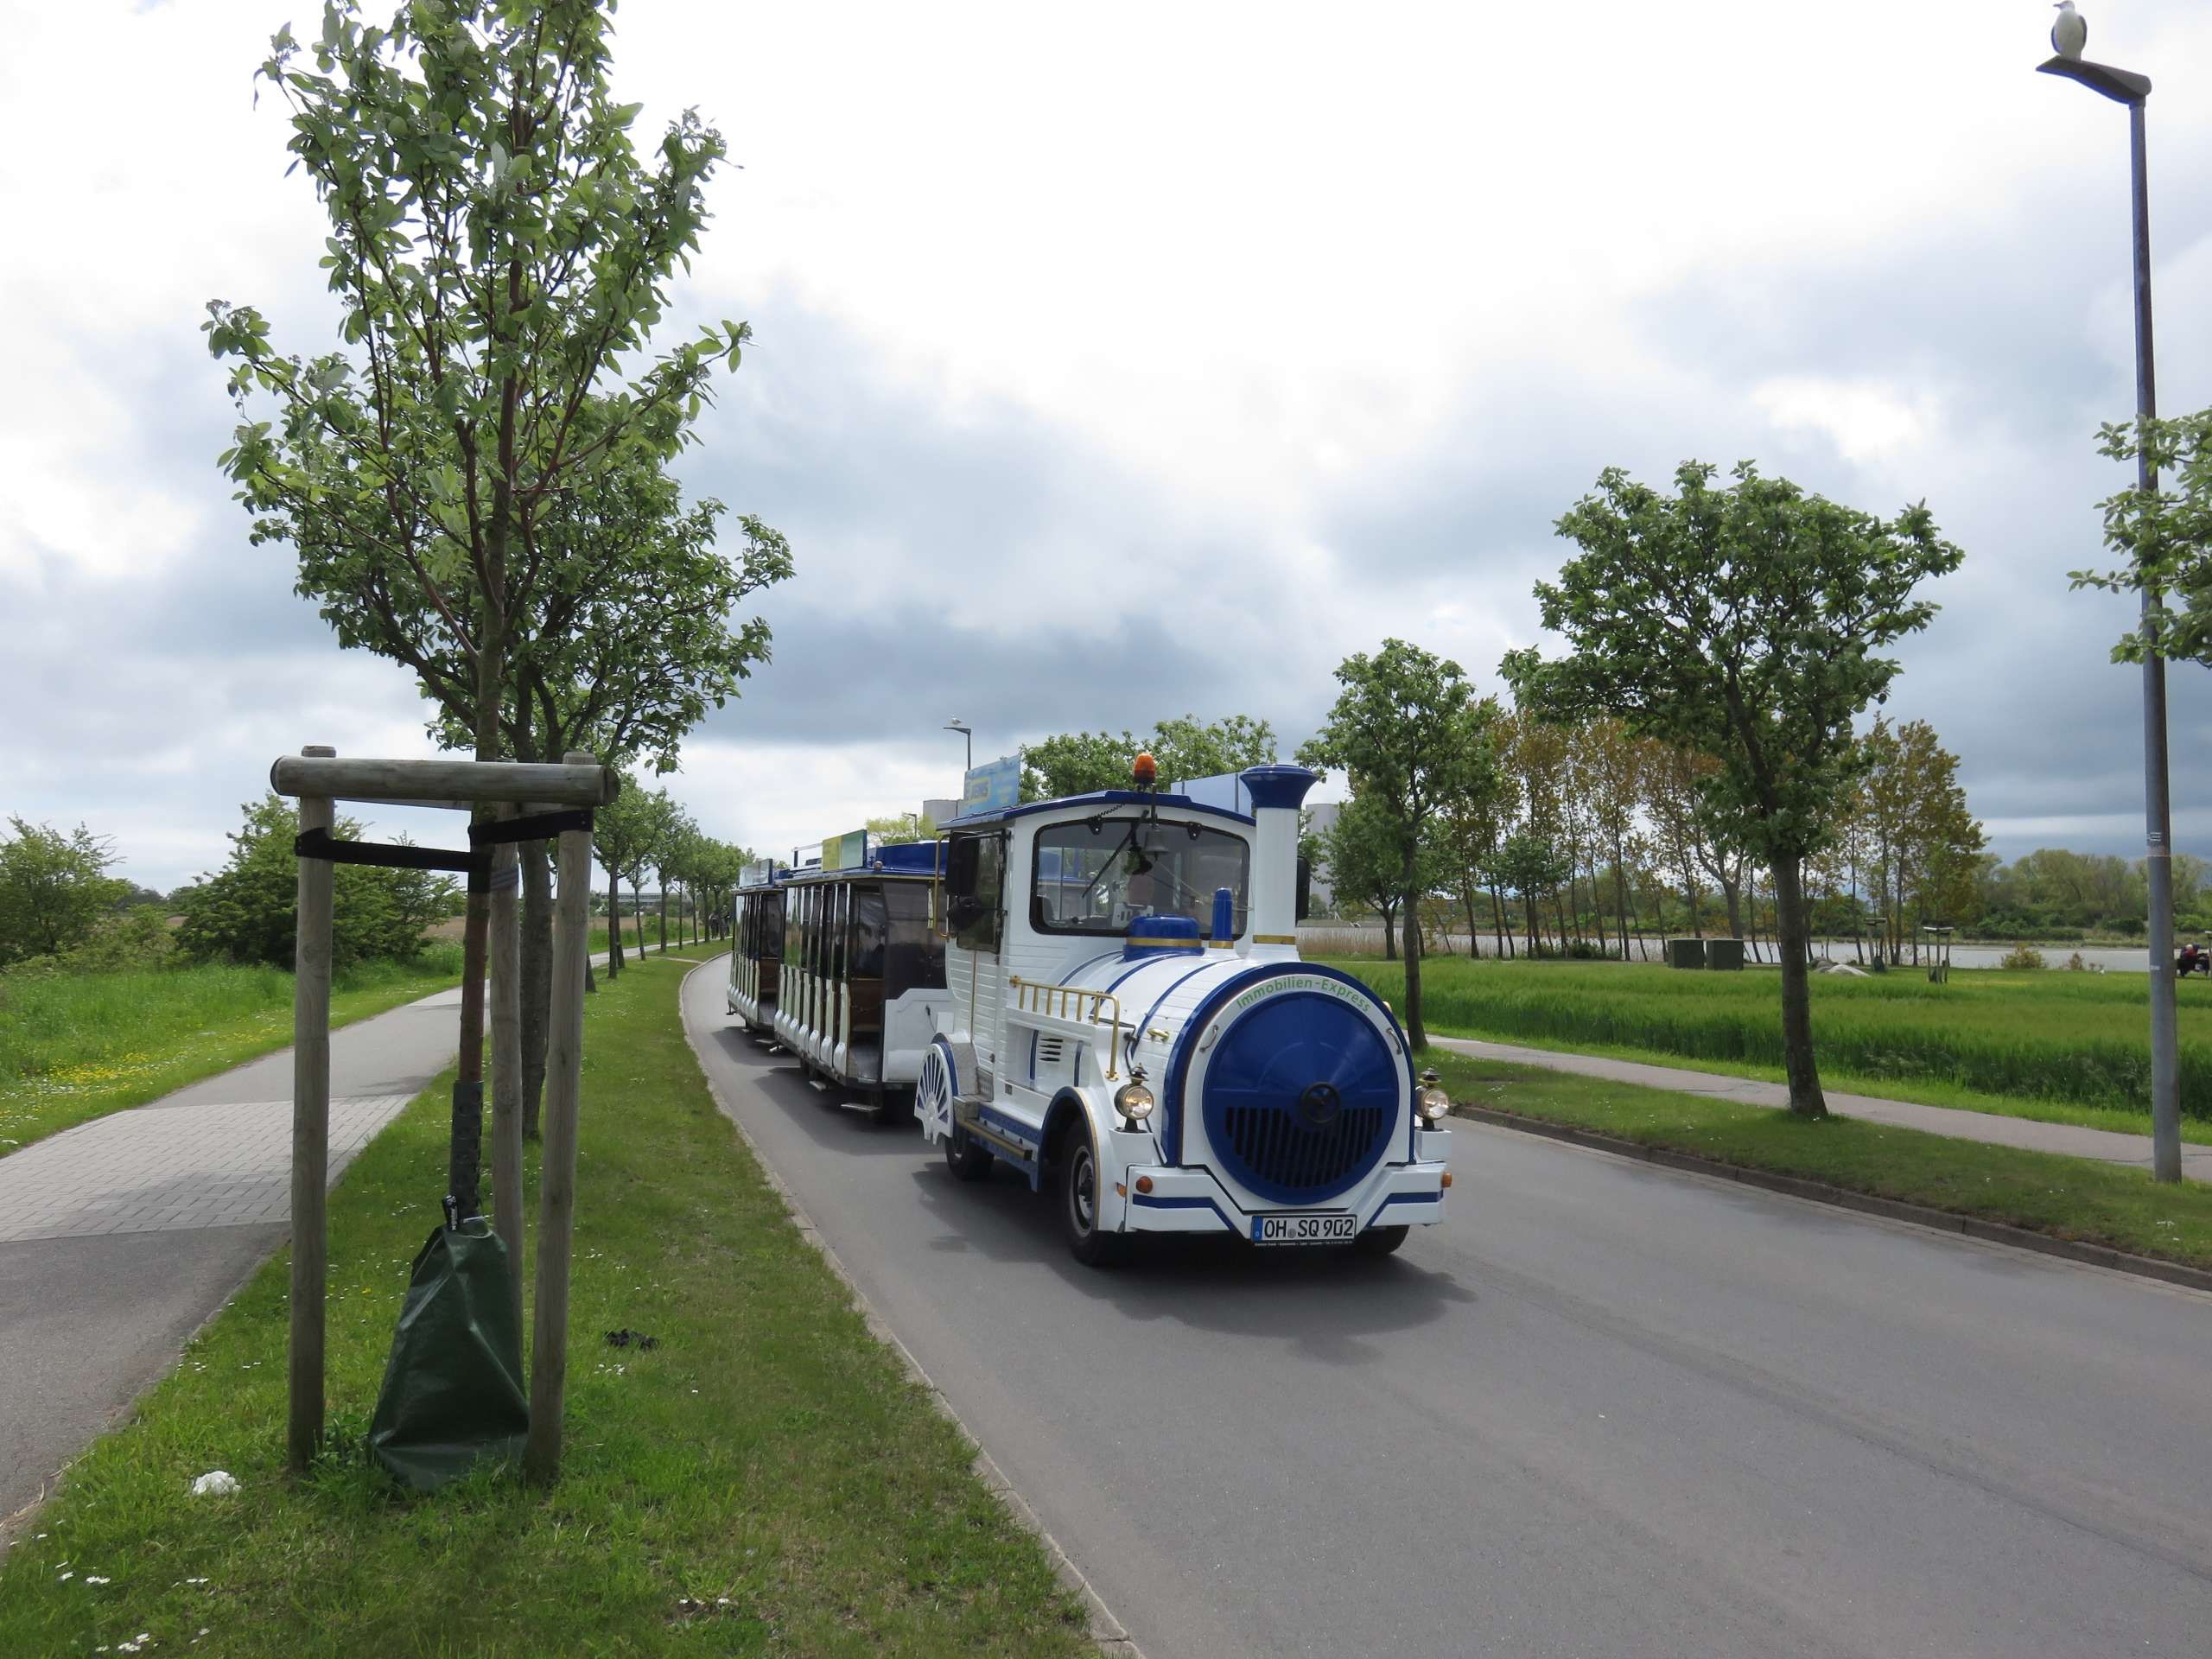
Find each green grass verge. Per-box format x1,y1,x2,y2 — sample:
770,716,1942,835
1426,1046,2212,1272
1337,957,2212,1136
0,952,1090,1658
0,948,466,1159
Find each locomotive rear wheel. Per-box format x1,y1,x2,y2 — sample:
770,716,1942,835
944,1122,994,1182
1059,1136,1127,1268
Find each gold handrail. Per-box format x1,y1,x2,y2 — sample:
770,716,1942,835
1007,976,1125,1080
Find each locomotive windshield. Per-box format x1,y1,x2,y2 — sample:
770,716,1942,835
1031,817,1249,938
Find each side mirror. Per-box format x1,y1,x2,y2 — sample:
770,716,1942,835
1295,855,1313,923
946,894,985,933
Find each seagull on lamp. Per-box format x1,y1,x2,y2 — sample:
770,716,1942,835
2051,1,2088,60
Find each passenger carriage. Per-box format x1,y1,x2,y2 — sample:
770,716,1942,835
916,760,1453,1264
768,837,950,1123
727,859,788,1039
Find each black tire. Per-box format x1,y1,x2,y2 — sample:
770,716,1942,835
944,1122,994,1182
1352,1224,1410,1258
873,1088,913,1128
1058,1130,1127,1268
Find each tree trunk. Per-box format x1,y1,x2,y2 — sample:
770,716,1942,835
607,867,624,975
1399,861,1427,1049
658,881,668,954
1553,886,1572,954
1722,876,1744,943
1379,900,1398,961
1772,855,1827,1118
520,841,553,1138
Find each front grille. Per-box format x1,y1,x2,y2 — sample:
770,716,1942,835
1220,1103,1388,1199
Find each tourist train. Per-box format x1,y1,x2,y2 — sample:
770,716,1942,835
728,760,1453,1264
728,837,947,1122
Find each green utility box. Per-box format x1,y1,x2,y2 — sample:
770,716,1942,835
1707,938,1746,971
1665,937,1707,969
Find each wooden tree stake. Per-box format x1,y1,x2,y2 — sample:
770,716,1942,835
490,803,525,1306
287,746,336,1471
525,753,595,1483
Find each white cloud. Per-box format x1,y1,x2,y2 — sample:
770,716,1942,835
11,1,2212,889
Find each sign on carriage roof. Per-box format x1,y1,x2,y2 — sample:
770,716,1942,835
957,755,1021,817
820,830,868,870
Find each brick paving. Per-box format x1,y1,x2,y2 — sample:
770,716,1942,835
0,1093,416,1243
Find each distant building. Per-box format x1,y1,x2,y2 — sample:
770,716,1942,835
1303,801,1341,913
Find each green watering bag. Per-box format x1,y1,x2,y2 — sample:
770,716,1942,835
368,1219,529,1491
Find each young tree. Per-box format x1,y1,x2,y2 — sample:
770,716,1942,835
205,1,747,1217
1492,831,1573,957
1504,461,1963,1118
1320,794,1415,959
0,819,129,964
1299,640,1496,1048
589,783,658,979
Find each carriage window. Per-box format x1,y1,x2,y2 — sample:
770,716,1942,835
884,880,944,996
850,889,886,979
1031,819,1249,937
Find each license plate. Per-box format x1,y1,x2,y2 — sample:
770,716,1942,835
1252,1213,1356,1245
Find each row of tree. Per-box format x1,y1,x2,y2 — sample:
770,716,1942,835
1320,710,1989,969
588,780,753,982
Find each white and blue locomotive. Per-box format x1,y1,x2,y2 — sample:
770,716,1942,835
916,762,1453,1265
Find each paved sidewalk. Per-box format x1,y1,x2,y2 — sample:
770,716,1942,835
0,983,468,1537
1434,1036,2212,1180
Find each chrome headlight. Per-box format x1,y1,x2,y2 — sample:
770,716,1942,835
1414,1068,1451,1124
1114,1079,1155,1124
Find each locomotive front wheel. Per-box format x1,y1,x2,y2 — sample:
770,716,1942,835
1059,1136,1127,1268
1352,1224,1410,1258
944,1122,994,1183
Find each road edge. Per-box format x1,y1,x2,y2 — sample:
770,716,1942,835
675,960,1146,1659
1455,1102,2212,1297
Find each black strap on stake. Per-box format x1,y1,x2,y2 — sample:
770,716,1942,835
468,808,594,846
293,809,591,894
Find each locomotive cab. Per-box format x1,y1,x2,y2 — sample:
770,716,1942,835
917,762,1452,1265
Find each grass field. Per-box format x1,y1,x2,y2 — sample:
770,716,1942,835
0,951,1091,1658
1425,1046,2212,1272
1338,957,2212,1135
0,947,466,1157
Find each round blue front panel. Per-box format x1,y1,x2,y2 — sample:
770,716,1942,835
1198,992,1400,1205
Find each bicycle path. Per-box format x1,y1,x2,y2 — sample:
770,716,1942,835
1432,1036,2212,1180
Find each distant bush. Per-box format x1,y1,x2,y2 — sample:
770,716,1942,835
2000,944,2048,971
1560,940,1617,961
3,906,178,981
177,796,457,971
2064,951,2088,972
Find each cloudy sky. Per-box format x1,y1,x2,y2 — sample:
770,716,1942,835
10,0,2212,893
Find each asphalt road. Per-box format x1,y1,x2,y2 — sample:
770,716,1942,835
680,963,2212,1659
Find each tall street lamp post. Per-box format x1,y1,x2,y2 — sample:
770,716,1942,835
2039,44,2182,1183
944,718,973,774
